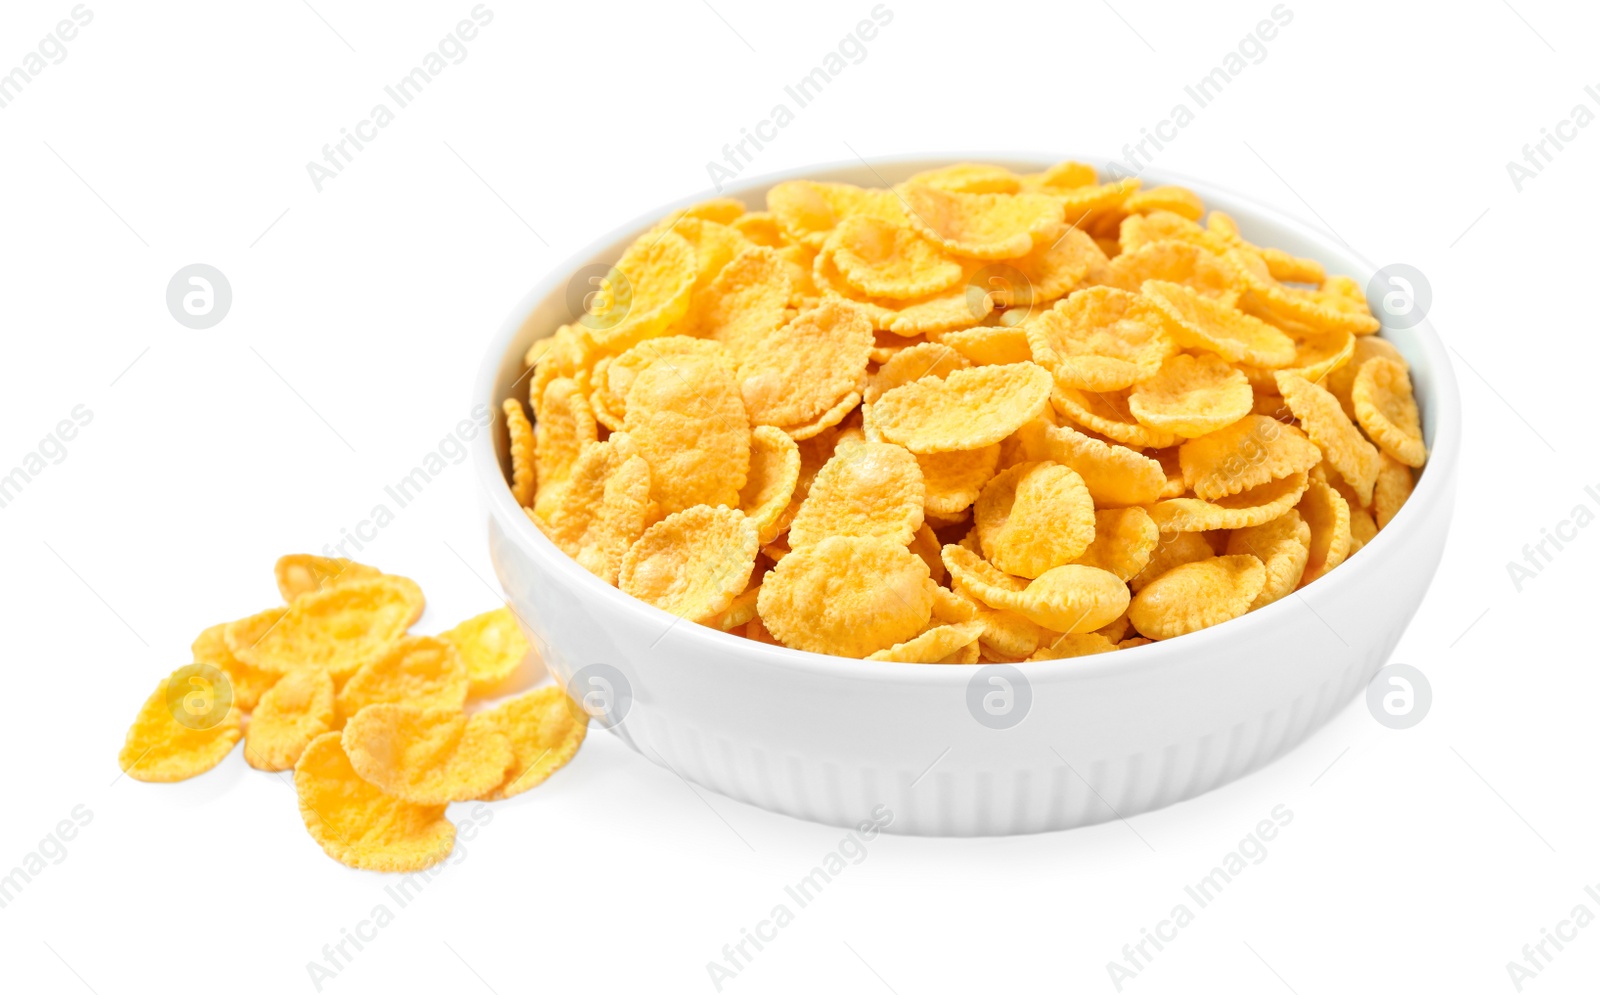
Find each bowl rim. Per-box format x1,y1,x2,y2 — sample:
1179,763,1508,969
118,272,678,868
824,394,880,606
471,151,1461,685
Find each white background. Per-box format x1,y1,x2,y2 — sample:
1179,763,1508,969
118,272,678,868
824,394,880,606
2,1,1597,992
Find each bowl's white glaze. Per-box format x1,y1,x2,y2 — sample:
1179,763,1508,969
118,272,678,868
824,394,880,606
470,155,1460,836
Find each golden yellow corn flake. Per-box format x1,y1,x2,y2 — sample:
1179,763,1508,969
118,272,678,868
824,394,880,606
501,399,537,507
907,162,1023,194
935,323,1033,365
784,390,861,441
335,634,468,723
1128,352,1252,437
975,462,1095,578
824,215,965,300
1143,279,1297,368
943,545,1125,633
1109,240,1236,305
871,363,1052,454
1372,454,1414,529
659,216,750,293
1017,419,1165,507
1179,414,1322,501
1276,370,1380,504
868,619,986,663
863,342,969,404
244,665,334,771
1006,226,1108,305
685,247,794,361
231,575,423,679
532,377,599,520
1226,510,1311,609
193,614,281,712
1227,249,1380,336
591,228,697,352
119,668,242,782
542,437,657,586
899,183,1064,259
1050,386,1178,449
1072,508,1158,581
1123,186,1205,220
441,607,531,699
768,180,907,248
471,686,589,800
732,210,786,246
758,535,933,656
787,441,924,550
1129,531,1216,593
591,336,732,430
1297,478,1352,586
1348,504,1379,554
1028,632,1118,660
918,444,1001,517
1352,356,1427,467
342,704,514,806
1239,328,1354,392
1148,471,1311,533
618,505,760,623
738,301,873,429
1328,335,1407,418
275,554,381,603
624,353,751,514
739,425,802,544
295,731,454,873
1129,554,1265,639
1025,287,1173,392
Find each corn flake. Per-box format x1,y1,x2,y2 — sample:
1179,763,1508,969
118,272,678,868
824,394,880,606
1128,554,1266,639
343,704,514,806
788,441,924,550
231,575,423,679
472,686,589,800
294,731,454,873
244,666,334,771
335,634,468,723
618,505,759,622
1352,357,1426,467
119,669,242,782
871,363,1052,453
975,462,1095,578
624,353,751,514
758,535,934,656
441,607,531,699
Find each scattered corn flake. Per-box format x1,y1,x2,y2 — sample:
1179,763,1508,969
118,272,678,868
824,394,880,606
825,215,965,300
769,180,908,248
343,704,514,806
1028,632,1118,660
1226,509,1310,609
1372,455,1414,530
1015,419,1165,507
1019,160,1099,192
472,686,589,800
1050,386,1178,449
1352,356,1427,467
1228,249,1379,335
1328,336,1408,418
871,363,1052,454
231,575,424,679
864,342,968,405
918,443,1001,517
907,162,1023,195
929,582,978,623
685,246,795,362
1025,287,1173,391
1179,414,1322,501
1276,370,1380,504
935,323,1034,366
1122,186,1205,221
1129,531,1216,593
624,353,751,514
784,391,861,441
1128,352,1253,437
1240,328,1354,392
868,619,986,662
618,505,760,623
275,555,381,603
943,545,1125,633
1297,478,1352,586
740,426,802,544
1142,279,1297,368
658,216,750,292
591,228,697,352
1009,226,1107,304
739,301,874,429
294,731,454,873
899,183,1064,260
502,399,537,507
758,535,933,656
975,461,1096,578
193,613,282,712
592,336,732,431
680,197,748,225
335,634,468,723
1109,240,1236,305
118,668,242,782
1071,507,1159,581
788,441,924,550
244,666,334,771
441,607,531,699
1128,554,1265,639
1148,471,1311,532
732,210,787,247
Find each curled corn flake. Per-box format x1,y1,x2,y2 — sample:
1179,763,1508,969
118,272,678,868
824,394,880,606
335,635,468,723
1095,612,1132,643
1130,531,1216,593
1123,186,1205,221
501,399,537,507
758,535,933,657
864,342,969,405
618,505,759,623
244,666,334,771
657,216,750,292
739,301,874,429
1047,179,1140,230
679,197,747,225
1348,504,1379,554
1226,509,1310,609
972,605,1052,659
1128,554,1265,640
825,215,965,300
1120,210,1230,255
593,229,697,352
1228,249,1379,335
275,555,381,603
532,378,599,522
1016,419,1165,507
1019,160,1099,192
1156,447,1187,498
1372,455,1414,530
1296,479,1351,586
1071,507,1158,581
294,732,454,873
871,362,1052,454
441,607,531,699
193,614,281,712
732,210,786,246
624,353,751,514
685,247,795,361
1352,357,1426,467
899,184,1064,260
868,620,986,663
910,523,946,583
709,582,763,631
1328,336,1407,418
907,162,1023,195
784,391,861,441
1277,370,1380,505
118,669,242,782
740,426,802,544
343,704,514,806
1050,387,1178,449
472,686,589,800
1149,471,1310,533
975,462,1095,578
1128,353,1253,438
1008,226,1107,305
1028,632,1118,660
930,583,979,623
939,324,1033,367
576,452,656,585
768,180,908,248
919,443,1000,517
232,575,423,679
592,336,732,430
788,441,924,550
1142,279,1297,368
1180,415,1322,501
1109,241,1236,305
1240,328,1354,392
1026,287,1172,391
943,545,1125,633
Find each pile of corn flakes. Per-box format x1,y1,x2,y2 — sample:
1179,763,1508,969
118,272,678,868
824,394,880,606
508,160,1426,662
117,555,586,872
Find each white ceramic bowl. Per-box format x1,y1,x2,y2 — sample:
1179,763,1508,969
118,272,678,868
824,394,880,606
471,155,1460,836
